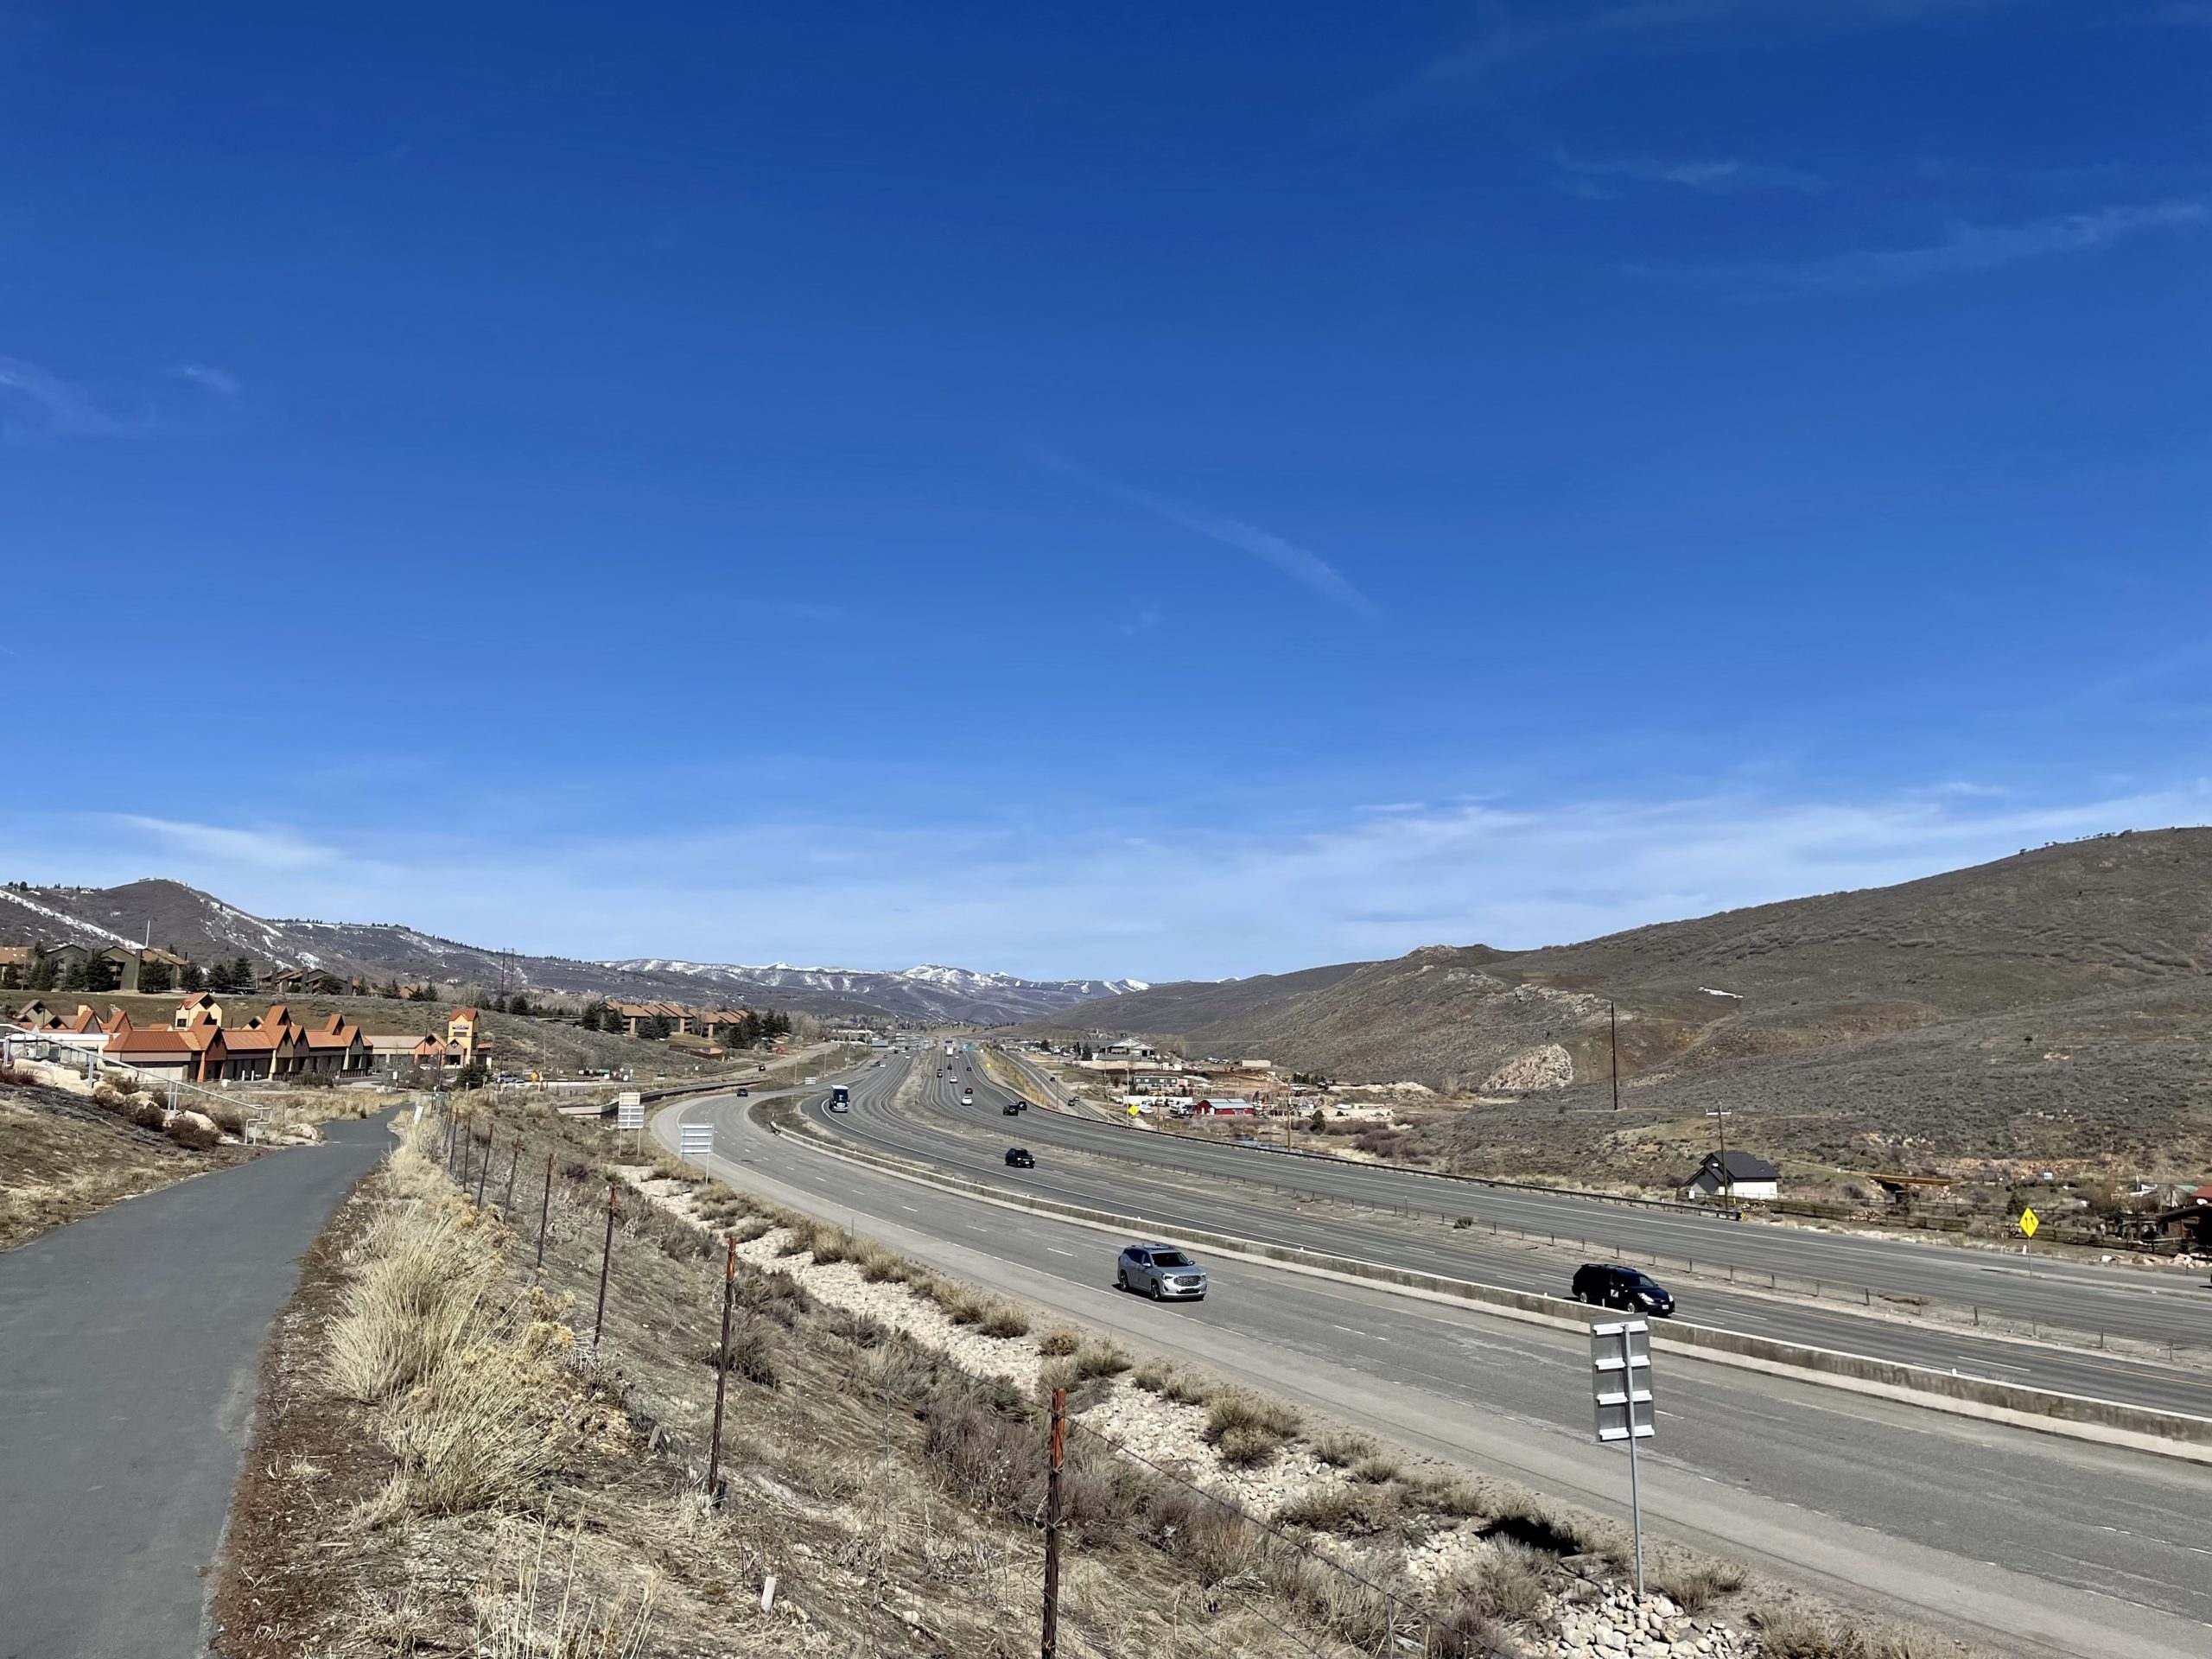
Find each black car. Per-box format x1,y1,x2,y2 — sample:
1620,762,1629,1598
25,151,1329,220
735,1087,749,1096
1005,1147,1035,1168
1002,1103,1023,1116
1572,1263,1675,1317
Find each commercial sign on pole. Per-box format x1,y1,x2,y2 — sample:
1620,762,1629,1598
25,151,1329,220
678,1122,714,1167
1591,1318,1654,1596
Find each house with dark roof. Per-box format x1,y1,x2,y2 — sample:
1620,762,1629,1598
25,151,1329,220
1683,1150,1782,1203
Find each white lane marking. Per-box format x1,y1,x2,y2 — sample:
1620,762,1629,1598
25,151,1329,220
1968,1359,2031,1374
1047,1248,1076,1257
900,1205,919,1213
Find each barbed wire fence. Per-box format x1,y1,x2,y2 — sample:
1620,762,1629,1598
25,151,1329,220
423,1101,1491,1659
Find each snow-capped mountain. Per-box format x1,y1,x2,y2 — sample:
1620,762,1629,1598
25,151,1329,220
0,878,1137,1024
601,958,1149,1025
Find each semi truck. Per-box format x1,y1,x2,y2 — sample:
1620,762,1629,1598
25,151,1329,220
830,1084,850,1113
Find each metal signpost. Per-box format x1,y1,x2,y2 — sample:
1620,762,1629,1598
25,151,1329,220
615,1092,645,1157
678,1122,714,1172
1591,1318,1655,1597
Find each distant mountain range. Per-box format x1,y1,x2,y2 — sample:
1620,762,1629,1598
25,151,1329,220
0,879,1143,1026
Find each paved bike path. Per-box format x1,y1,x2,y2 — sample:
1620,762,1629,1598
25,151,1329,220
0,1111,396,1659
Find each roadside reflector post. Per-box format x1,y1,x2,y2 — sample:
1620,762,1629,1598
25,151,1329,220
707,1233,737,1503
593,1179,618,1354
1041,1384,1067,1658
1592,1317,1655,1599
534,1154,554,1272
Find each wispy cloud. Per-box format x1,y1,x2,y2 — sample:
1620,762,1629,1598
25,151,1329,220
1555,150,1823,197
1039,450,1377,617
1790,199,2206,287
106,815,340,872
173,364,241,395
17,780,2209,980
0,357,125,438
1116,605,1163,636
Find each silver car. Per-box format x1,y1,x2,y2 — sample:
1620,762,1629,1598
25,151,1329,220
1116,1243,1207,1300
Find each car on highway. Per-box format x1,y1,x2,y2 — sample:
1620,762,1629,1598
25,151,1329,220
1001,1102,1023,1116
1116,1243,1207,1301
1571,1262,1675,1317
1005,1147,1035,1168
963,1089,974,1103
735,1087,748,1096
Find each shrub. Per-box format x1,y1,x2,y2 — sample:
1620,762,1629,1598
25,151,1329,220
130,1102,169,1131
1277,1481,1399,1536
1453,1214,1475,1230
1072,1338,1129,1378
708,1315,780,1388
202,1103,246,1137
1428,1601,1513,1659
1351,1452,1402,1484
1038,1327,1082,1357
1649,1556,1746,1614
1450,1541,1551,1623
978,1301,1031,1339
1215,1423,1282,1466
1311,1430,1375,1468
729,1217,773,1243
165,1114,220,1152
1204,1389,1300,1443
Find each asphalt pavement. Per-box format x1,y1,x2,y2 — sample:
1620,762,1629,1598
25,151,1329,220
0,1111,395,1659
823,1058,2212,1416
658,1058,2212,1659
982,1051,2212,1351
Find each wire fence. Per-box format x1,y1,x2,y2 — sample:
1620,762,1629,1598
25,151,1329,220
426,1102,1497,1659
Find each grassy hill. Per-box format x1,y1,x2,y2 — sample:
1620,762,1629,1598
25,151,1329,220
1032,830,2212,1185
1018,959,1374,1042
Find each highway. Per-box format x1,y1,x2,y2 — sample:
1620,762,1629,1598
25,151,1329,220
981,1048,2212,1356
658,1055,2212,1659
814,1052,2212,1415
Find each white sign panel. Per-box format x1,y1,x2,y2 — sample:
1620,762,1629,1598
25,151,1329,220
615,1092,645,1132
1591,1319,1655,1443
678,1123,714,1163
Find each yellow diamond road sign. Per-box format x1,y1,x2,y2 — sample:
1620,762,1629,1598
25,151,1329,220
2019,1205,2040,1238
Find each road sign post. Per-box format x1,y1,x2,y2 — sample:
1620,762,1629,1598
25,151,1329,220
1591,1318,1655,1597
616,1091,645,1157
678,1122,713,1172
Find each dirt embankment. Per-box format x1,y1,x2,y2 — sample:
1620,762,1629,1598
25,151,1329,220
0,1076,254,1249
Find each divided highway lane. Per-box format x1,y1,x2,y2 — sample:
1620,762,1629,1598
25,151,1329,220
661,1065,2212,1659
983,1052,2212,1351
849,1059,2212,1417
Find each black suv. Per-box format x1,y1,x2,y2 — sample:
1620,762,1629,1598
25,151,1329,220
1572,1263,1676,1317
1005,1147,1035,1168
1001,1103,1023,1116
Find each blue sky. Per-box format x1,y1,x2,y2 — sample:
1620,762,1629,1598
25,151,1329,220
3,1,2208,980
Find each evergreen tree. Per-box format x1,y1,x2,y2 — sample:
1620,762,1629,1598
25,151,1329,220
29,947,57,993
420,981,441,1003
138,956,174,995
60,953,90,992
576,1002,600,1032
488,994,508,1014
381,977,402,999
645,1014,673,1040
180,958,206,993
508,992,531,1017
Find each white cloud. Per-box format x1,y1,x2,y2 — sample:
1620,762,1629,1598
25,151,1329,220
1792,199,2206,287
12,784,2208,982
0,357,121,438
1555,151,1822,195
173,364,241,395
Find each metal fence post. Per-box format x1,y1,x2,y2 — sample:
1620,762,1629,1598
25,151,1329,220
474,1129,491,1207
505,1133,521,1209
593,1179,618,1352
1041,1384,1066,1659
534,1154,554,1272
708,1234,737,1502
1624,1323,1644,1599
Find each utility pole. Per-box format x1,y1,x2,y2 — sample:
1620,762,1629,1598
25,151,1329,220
1610,1001,1620,1112
1706,1109,1733,1199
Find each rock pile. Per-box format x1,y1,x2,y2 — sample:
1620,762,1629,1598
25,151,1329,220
1549,1589,1747,1658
